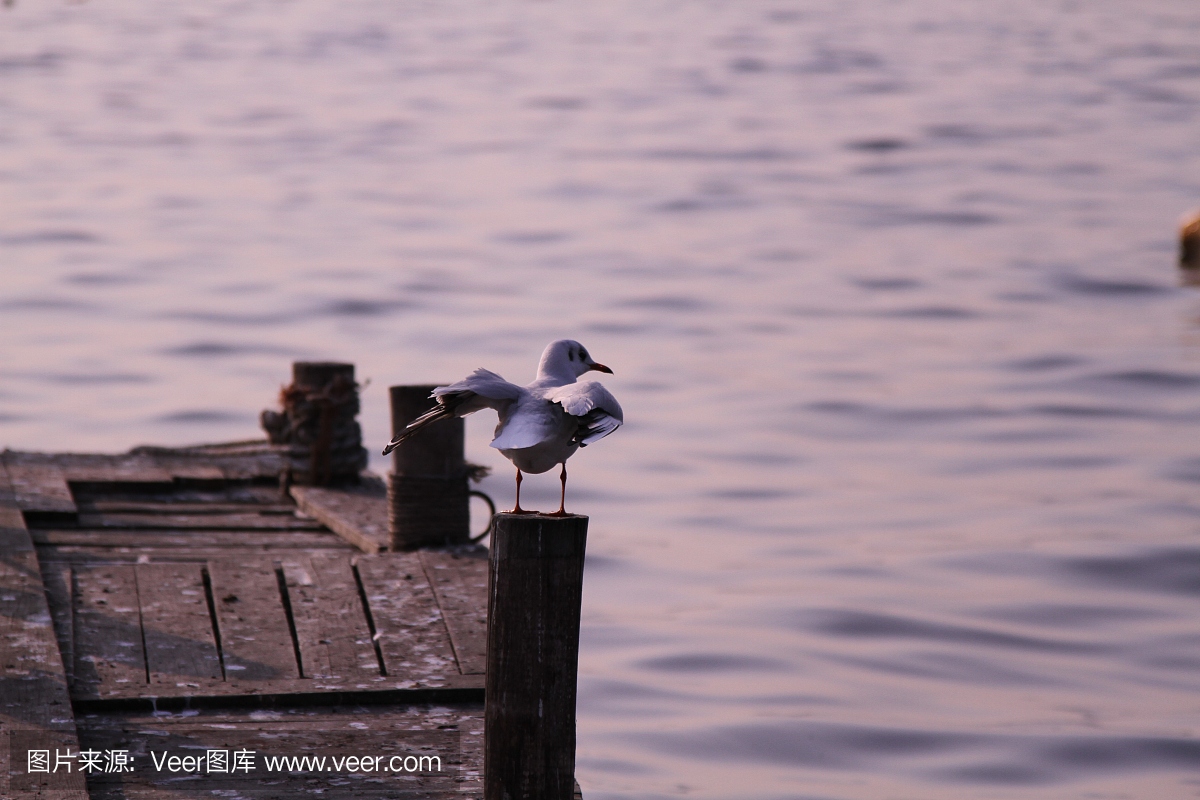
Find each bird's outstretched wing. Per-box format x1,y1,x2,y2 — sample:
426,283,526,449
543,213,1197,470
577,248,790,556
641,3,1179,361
546,381,624,447
382,369,522,455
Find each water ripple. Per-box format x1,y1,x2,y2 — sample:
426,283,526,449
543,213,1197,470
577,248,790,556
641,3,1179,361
848,204,999,227
43,372,152,385
0,229,100,245
873,305,980,319
793,609,1106,654
637,720,974,770
613,295,709,312
1060,549,1200,596
318,298,413,317
1082,369,1200,390
0,51,62,73
827,650,1066,686
162,341,299,358
1056,274,1172,297
946,547,1200,597
636,653,790,673
845,138,909,153
850,276,922,291
155,410,248,424
638,721,1200,782
975,603,1162,629
1002,354,1087,372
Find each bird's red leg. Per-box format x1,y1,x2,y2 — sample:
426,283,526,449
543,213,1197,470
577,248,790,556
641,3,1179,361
548,463,568,516
509,468,533,514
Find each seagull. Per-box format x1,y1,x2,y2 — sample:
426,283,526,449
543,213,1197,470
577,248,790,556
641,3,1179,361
382,339,623,515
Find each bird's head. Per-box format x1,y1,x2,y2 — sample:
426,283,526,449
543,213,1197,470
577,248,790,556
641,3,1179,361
538,339,613,382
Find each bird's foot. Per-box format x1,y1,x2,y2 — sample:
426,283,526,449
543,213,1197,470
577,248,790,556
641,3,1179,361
506,505,538,515
544,509,572,517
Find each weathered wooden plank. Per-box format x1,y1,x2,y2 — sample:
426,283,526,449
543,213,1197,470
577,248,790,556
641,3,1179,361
72,563,148,695
57,452,173,484
77,703,480,800
2,451,76,516
355,554,459,683
0,501,23,530
38,545,355,565
207,559,300,682
0,461,88,798
308,555,382,682
78,703,486,755
282,555,378,682
80,500,297,514
136,562,223,686
146,453,226,481
131,442,288,481
291,482,389,554
0,517,70,797
70,671,485,704
32,530,343,549
0,470,74,719
81,700,485,728
282,557,333,680
420,550,489,675
40,561,74,687
75,510,325,530
0,459,22,526
74,483,285,507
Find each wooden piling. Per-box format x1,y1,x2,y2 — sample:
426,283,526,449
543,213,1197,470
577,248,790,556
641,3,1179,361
485,513,588,800
260,361,367,486
1181,210,1200,274
387,385,470,550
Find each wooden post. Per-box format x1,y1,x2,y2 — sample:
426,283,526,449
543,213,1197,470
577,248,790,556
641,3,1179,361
261,361,367,486
293,361,355,392
387,385,470,550
1181,210,1200,273
485,513,587,800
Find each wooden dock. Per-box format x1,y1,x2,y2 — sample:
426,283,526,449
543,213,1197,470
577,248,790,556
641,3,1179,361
1,442,496,798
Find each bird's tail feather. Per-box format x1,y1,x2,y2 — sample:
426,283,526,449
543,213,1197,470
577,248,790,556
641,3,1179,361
381,403,454,455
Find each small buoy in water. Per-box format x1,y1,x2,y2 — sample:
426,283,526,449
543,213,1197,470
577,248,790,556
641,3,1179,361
1181,209,1200,273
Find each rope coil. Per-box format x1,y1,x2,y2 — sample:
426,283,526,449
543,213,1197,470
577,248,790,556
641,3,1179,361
387,474,471,550
261,366,368,486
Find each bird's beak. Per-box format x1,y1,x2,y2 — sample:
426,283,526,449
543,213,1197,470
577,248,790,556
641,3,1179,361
589,362,613,374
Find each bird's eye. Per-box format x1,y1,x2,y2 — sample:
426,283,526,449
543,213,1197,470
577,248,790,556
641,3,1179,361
580,350,588,360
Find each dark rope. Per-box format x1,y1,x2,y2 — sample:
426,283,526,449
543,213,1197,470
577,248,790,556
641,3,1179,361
261,373,367,485
387,474,471,549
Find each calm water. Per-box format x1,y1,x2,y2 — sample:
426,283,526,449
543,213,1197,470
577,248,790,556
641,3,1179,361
3,1,1200,797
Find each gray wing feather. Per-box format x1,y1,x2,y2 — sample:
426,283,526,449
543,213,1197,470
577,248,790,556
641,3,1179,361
546,382,624,447
431,368,523,418
383,368,522,455
435,368,523,403
573,408,622,446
